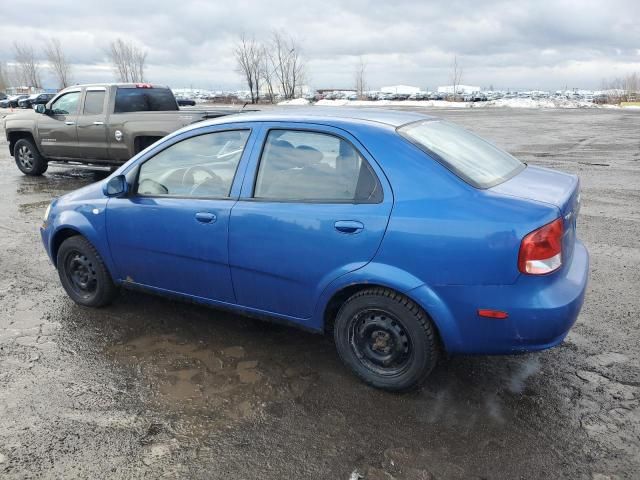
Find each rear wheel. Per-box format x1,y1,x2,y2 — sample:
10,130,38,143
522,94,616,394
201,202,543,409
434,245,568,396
14,138,48,176
57,236,118,307
334,288,439,391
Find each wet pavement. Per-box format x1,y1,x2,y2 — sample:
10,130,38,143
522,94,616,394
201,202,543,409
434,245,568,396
0,107,638,479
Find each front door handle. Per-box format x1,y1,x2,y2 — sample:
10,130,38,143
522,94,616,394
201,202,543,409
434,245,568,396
195,212,217,223
65,121,75,126
334,220,364,234
93,121,104,126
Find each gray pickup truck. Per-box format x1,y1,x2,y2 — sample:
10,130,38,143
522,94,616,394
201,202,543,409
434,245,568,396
3,83,239,175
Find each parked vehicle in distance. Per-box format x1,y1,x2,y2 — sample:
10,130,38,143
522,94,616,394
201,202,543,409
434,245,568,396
0,92,7,101
18,93,56,109
3,83,241,175
176,97,196,106
0,94,30,108
40,108,589,391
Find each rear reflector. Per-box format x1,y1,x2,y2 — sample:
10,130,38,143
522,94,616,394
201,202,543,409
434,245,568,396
518,218,563,275
478,309,509,319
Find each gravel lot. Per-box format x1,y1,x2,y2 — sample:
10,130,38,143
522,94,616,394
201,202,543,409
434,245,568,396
0,107,638,479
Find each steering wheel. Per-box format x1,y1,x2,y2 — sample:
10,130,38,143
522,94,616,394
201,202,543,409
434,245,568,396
182,165,225,196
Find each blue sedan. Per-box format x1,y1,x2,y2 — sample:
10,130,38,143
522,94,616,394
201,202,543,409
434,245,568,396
40,109,589,391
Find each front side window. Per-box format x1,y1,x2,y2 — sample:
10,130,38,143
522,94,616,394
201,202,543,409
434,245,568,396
83,90,106,115
50,91,81,115
254,130,382,203
114,87,179,113
398,120,525,188
137,130,250,198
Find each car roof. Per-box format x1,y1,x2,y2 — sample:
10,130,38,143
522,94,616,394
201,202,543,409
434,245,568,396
58,83,171,91
203,107,437,130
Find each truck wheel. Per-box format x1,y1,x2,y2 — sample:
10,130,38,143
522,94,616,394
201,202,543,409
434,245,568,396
14,138,48,176
333,288,439,392
57,236,118,307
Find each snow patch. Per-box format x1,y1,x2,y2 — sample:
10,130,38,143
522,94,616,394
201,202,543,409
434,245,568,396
277,98,310,106
306,98,632,110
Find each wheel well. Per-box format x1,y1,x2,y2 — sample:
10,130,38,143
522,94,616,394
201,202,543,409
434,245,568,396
134,136,162,154
8,131,36,156
324,283,395,334
323,283,446,353
51,228,81,267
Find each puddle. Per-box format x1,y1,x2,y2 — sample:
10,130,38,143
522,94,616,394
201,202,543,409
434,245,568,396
105,334,285,435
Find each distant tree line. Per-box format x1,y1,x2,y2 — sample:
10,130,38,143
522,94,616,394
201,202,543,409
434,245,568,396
1,37,147,92
234,30,306,103
600,73,640,101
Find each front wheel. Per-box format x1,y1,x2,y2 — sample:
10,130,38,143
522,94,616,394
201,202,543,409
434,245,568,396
334,288,439,392
14,138,48,176
57,236,118,307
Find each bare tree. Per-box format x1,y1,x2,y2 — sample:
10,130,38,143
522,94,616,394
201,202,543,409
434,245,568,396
44,38,72,89
234,35,262,104
354,56,367,99
623,72,639,100
450,55,463,100
107,38,147,82
260,52,277,104
0,62,9,92
267,31,305,99
13,42,42,88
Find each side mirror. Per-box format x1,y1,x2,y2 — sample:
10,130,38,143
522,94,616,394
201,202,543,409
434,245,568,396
103,175,129,197
35,104,46,114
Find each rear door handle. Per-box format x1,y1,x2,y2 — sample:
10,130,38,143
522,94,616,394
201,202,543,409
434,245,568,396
65,121,75,126
195,212,217,223
334,220,364,234
93,121,104,126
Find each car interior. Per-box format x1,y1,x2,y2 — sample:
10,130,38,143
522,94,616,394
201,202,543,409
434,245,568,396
137,131,249,198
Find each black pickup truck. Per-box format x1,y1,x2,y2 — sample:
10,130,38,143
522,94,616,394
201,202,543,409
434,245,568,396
3,83,240,175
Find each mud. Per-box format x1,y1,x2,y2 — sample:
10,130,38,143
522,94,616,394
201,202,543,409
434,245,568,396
0,108,638,479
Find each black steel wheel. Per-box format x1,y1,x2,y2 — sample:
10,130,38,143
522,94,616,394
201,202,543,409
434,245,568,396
63,250,98,299
13,138,48,176
334,287,439,391
57,236,118,307
349,309,413,377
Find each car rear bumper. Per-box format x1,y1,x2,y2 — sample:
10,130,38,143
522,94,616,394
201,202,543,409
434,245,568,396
412,240,589,355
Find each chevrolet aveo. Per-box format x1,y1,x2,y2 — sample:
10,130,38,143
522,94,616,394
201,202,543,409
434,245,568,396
40,109,589,391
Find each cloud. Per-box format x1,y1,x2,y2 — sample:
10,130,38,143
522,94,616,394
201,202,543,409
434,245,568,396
0,0,638,90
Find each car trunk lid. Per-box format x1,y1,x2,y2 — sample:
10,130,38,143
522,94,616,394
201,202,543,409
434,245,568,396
490,165,581,266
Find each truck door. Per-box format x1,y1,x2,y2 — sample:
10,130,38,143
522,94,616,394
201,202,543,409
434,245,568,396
76,87,109,160
37,89,81,158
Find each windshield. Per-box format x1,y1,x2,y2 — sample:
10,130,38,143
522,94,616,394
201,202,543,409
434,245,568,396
398,120,525,188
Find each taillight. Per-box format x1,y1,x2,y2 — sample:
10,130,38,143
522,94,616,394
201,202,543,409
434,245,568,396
518,218,563,275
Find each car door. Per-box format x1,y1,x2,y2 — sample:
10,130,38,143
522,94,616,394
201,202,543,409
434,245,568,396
229,123,393,319
76,87,109,159
105,126,258,303
37,89,81,158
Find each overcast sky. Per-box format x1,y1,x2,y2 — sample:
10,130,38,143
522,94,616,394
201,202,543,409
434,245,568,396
1,0,639,91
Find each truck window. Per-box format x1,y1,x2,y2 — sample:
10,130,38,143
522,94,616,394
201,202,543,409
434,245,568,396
50,91,81,115
83,90,106,115
114,87,179,113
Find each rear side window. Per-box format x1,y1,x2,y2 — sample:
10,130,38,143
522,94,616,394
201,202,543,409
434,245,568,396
254,130,382,203
398,120,525,188
114,87,178,113
83,90,106,115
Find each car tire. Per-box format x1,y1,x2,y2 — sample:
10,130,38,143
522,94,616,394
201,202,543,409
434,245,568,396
334,287,439,392
14,138,48,176
57,236,118,307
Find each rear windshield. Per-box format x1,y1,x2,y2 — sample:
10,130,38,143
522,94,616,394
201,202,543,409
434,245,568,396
398,120,525,188
114,87,178,113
